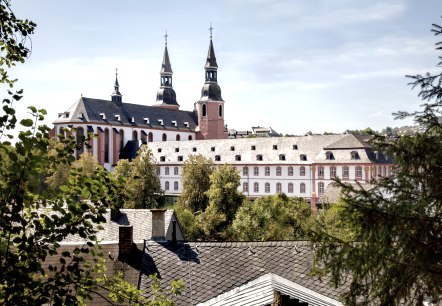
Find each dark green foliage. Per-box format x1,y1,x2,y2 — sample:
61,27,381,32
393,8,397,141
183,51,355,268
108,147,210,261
309,22,442,305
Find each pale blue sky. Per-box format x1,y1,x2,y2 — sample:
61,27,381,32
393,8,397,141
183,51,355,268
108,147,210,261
8,0,442,135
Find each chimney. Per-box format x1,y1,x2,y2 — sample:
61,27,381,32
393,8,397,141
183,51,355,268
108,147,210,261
151,209,166,241
118,225,133,256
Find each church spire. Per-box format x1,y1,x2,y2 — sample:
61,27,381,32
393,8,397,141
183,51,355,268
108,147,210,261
155,31,179,109
111,68,122,105
205,24,218,70
200,24,223,100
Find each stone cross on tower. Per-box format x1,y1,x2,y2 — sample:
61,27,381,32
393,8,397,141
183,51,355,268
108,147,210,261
164,30,168,46
209,23,213,39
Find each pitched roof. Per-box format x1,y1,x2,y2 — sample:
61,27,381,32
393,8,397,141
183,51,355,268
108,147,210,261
323,134,369,150
139,241,347,305
53,97,198,131
205,39,218,69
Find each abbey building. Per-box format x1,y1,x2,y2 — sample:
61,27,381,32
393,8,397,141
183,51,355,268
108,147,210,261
53,34,228,171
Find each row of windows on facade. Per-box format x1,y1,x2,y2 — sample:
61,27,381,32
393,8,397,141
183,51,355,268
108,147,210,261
164,181,179,191
243,182,309,194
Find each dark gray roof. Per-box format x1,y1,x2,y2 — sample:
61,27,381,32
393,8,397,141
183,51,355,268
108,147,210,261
139,241,347,305
205,39,218,69
53,97,198,131
323,134,369,150
161,46,173,74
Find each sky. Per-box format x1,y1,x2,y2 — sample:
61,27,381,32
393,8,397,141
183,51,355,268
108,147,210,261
7,0,442,136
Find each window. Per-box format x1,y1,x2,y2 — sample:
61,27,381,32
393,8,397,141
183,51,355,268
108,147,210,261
119,129,124,150
343,166,349,178
383,166,386,177
265,182,270,193
165,167,169,175
235,155,241,161
175,147,180,152
177,156,183,162
372,166,377,178
158,148,162,153
243,182,248,192
300,166,306,176
330,166,337,178
230,146,235,151
279,154,286,161
243,167,248,176
254,182,259,192
288,183,293,193
273,145,278,150
232,166,237,171
176,134,181,141
156,167,160,175
215,155,221,161
351,151,360,160
276,182,282,193
293,144,298,150
188,135,192,140
318,166,324,177
211,147,215,152
192,147,197,152
251,145,256,150
356,166,362,178
219,105,223,117
165,181,169,190
254,166,259,176
160,156,166,162
300,154,307,161
162,133,167,141
318,182,324,195
256,154,263,161
174,181,179,191
141,132,147,144
174,167,179,175
76,127,84,158
148,132,153,142
325,151,334,160
288,166,293,176
265,166,270,176
276,166,281,176
202,104,207,116
104,128,110,163
133,130,138,141
300,183,306,193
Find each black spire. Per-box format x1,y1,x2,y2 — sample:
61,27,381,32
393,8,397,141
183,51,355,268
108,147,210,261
111,68,122,105
200,25,223,101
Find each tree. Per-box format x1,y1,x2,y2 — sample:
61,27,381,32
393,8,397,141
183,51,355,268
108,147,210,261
231,194,311,241
177,154,213,213
200,165,245,239
114,146,163,209
309,22,442,305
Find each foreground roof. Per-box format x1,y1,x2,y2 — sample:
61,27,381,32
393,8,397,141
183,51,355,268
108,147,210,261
140,241,347,305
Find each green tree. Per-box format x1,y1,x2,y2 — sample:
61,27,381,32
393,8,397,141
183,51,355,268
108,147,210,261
177,154,213,213
309,22,442,305
200,164,245,239
231,194,311,241
114,146,163,208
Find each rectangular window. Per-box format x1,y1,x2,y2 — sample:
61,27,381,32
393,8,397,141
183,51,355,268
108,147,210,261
254,183,259,192
343,166,349,178
265,167,270,176
276,167,281,176
300,166,306,176
318,166,324,177
356,166,362,178
288,167,293,176
265,183,270,193
330,166,336,178
243,167,248,176
254,167,259,176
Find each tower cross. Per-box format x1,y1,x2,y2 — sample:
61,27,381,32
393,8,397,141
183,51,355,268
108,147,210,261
164,30,168,46
115,68,118,76
209,23,214,38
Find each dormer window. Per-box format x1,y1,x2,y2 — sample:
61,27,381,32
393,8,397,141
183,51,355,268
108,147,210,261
99,113,106,120
160,156,166,162
177,156,183,162
131,117,135,123
114,114,121,121
279,154,286,161
172,120,177,127
251,145,256,150
300,154,307,161
143,117,150,124
175,148,180,153
235,155,241,161
64,112,70,118
273,145,278,150
211,147,215,152
293,144,298,150
158,119,164,126
215,155,221,161
351,151,360,160
157,148,162,153
77,113,83,119
192,147,197,152
325,151,335,160
256,154,263,161
184,122,189,127
230,146,235,151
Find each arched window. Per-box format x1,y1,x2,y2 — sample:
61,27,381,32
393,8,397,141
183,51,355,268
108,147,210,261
254,166,259,176
300,166,306,176
162,133,167,141
288,166,293,176
276,166,281,176
133,130,138,141
76,127,84,159
165,181,169,190
300,183,306,193
242,167,248,176
318,182,325,195
119,129,124,151
288,183,293,193
141,132,147,144
176,134,181,141
202,104,207,117
174,167,179,175
265,182,270,193
219,105,223,117
276,182,282,193
254,182,259,192
325,151,335,160
174,181,179,191
188,135,192,140
148,132,153,142
383,166,386,176
165,167,169,175
243,182,248,192
104,128,110,163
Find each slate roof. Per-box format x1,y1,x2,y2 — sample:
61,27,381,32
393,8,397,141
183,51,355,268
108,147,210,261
53,97,198,131
139,241,348,305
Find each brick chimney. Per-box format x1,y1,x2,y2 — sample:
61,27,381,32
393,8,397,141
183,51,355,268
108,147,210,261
151,209,166,241
118,225,133,256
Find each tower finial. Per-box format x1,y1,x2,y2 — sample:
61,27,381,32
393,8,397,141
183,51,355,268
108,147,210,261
164,30,168,47
111,67,122,104
209,23,213,39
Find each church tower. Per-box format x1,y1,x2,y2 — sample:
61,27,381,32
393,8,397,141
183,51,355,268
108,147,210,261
111,69,122,105
196,26,227,140
154,32,180,110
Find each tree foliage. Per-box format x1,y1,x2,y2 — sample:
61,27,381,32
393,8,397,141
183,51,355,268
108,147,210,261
231,194,311,241
114,146,163,209
177,154,213,213
309,22,442,305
